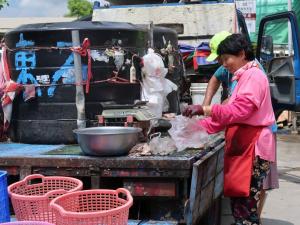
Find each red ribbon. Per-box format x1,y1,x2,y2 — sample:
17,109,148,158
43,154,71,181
1,81,22,106
2,46,11,81
71,38,93,93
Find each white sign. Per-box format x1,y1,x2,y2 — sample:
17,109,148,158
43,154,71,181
36,75,50,85
245,20,256,34
236,0,256,33
236,0,256,14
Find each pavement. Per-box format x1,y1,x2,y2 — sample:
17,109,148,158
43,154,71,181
221,133,300,225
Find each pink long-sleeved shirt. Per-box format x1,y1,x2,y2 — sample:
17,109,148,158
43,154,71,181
199,67,276,162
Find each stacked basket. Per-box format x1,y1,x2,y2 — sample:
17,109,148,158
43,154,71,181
8,174,83,223
8,174,133,225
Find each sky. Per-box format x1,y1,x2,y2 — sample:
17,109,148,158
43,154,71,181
0,0,72,17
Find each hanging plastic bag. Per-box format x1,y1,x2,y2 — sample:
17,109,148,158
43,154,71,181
142,48,168,78
141,48,177,118
168,115,208,151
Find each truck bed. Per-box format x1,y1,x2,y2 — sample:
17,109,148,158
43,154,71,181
0,135,223,179
0,134,224,224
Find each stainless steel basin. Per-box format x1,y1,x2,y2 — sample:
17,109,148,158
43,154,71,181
73,126,142,156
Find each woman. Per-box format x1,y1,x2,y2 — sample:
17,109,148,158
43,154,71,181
183,34,276,225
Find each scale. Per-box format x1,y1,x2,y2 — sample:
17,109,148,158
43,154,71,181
101,107,156,121
97,101,156,141
99,101,157,121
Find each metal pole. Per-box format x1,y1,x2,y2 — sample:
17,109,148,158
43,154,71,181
288,0,292,11
148,21,154,49
72,30,86,129
288,0,292,55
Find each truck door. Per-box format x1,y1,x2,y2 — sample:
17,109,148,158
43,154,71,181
256,11,300,114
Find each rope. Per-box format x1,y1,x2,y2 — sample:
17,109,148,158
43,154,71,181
0,40,143,91
1,40,144,54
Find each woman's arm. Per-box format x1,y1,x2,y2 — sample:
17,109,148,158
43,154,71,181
202,76,221,106
198,117,226,134
211,96,257,125
198,95,257,134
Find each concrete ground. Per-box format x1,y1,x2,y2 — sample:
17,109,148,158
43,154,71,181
221,134,300,225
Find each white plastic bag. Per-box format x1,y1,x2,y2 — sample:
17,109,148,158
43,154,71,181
141,48,177,118
142,48,168,78
149,133,177,155
168,115,208,151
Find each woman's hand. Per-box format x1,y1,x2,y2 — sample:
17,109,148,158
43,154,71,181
182,105,204,118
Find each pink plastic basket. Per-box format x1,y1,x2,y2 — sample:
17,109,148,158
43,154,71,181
1,222,54,225
50,188,133,225
8,174,83,223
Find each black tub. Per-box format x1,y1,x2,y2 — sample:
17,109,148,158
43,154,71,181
4,21,180,144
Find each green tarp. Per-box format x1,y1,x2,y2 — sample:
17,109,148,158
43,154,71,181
251,0,300,43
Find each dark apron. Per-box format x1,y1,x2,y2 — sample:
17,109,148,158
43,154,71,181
224,124,263,197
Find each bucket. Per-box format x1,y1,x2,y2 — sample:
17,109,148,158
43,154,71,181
190,83,222,105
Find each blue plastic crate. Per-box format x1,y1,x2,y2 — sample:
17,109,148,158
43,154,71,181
0,170,10,222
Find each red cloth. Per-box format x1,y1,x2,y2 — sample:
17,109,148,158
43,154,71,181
1,80,22,130
224,124,263,197
2,47,11,81
23,84,36,102
192,50,210,70
71,38,93,93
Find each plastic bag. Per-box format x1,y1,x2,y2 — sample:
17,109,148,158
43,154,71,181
141,49,177,118
142,48,168,78
149,133,177,155
114,50,125,71
168,115,208,151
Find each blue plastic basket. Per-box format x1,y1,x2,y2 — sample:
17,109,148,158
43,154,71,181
0,170,10,222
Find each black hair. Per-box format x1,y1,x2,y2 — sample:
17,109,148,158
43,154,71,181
217,33,255,61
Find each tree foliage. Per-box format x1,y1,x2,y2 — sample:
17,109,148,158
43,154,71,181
0,0,9,10
66,0,93,18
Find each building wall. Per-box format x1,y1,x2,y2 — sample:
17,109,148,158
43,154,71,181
93,3,236,46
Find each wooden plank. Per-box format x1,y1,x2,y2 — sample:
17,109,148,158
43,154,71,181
32,167,91,177
19,165,31,180
213,171,224,201
187,157,204,223
124,180,177,197
201,151,218,188
216,147,224,174
100,168,190,178
0,150,198,171
186,141,225,225
91,175,101,189
197,180,214,222
214,143,224,201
